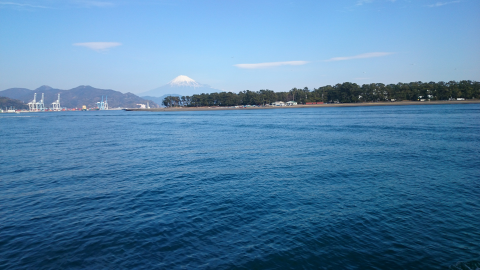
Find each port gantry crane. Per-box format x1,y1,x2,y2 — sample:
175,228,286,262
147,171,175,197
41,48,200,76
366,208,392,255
97,95,108,110
38,93,45,111
28,93,37,111
27,93,45,112
51,94,61,111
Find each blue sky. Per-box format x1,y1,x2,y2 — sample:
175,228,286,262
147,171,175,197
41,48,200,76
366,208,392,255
1,0,479,94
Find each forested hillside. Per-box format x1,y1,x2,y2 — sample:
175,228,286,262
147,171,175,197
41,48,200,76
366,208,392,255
0,97,28,110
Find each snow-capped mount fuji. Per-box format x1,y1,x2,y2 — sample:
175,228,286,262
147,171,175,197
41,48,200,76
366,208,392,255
169,75,201,88
140,75,220,98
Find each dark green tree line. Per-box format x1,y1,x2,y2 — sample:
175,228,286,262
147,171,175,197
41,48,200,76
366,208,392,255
163,80,480,107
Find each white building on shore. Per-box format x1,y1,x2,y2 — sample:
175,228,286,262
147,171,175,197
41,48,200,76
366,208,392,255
286,101,297,106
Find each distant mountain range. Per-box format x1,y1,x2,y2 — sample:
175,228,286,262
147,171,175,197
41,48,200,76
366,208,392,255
0,76,220,109
140,75,221,98
0,85,159,109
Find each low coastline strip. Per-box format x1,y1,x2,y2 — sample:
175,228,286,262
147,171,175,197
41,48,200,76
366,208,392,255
124,100,480,112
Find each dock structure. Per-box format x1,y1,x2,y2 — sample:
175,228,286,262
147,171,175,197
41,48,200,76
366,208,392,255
51,94,61,111
97,96,108,110
28,93,37,111
27,93,45,111
37,93,45,111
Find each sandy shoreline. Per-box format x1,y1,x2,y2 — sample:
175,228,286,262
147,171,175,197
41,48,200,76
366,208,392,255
125,100,480,112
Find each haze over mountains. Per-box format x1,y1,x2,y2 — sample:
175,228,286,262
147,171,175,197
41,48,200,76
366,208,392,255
140,75,221,105
0,85,159,109
0,76,217,109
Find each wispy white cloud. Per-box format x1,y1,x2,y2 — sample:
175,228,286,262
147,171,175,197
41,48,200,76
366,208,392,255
0,0,115,9
427,1,460,7
73,42,121,52
356,0,374,6
75,1,114,7
234,61,308,69
325,52,394,62
0,1,48,8
354,0,397,6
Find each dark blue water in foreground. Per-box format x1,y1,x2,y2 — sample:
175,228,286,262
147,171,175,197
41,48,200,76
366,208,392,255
1,104,479,269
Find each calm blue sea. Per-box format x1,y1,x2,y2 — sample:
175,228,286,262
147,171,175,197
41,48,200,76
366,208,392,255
1,104,479,269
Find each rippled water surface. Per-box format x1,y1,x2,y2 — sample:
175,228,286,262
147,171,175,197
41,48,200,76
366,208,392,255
1,104,479,269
